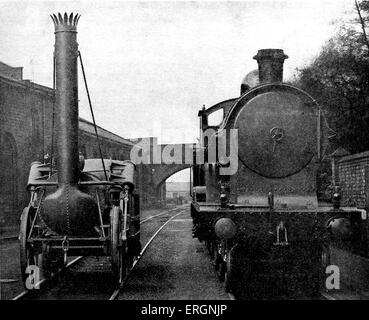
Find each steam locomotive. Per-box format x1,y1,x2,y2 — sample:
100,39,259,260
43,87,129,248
19,13,140,286
191,49,367,298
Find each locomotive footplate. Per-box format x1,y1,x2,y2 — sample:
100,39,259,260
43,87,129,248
191,202,365,245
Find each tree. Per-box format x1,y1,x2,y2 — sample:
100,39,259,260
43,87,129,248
293,1,369,154
355,0,369,54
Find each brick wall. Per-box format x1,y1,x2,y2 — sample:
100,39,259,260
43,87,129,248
338,151,369,209
0,76,54,229
0,73,153,232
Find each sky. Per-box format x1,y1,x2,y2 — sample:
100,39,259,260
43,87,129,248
1,0,354,151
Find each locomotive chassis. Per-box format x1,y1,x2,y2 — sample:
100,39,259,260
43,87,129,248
191,201,367,297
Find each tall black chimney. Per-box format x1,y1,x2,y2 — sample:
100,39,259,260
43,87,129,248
42,13,99,236
52,13,80,185
253,49,288,83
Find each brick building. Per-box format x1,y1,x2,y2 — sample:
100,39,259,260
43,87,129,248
335,151,369,209
0,62,153,234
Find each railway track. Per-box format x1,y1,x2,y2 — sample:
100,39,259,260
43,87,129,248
12,206,185,300
12,256,84,300
112,206,234,300
109,209,184,300
14,204,359,301
321,289,369,300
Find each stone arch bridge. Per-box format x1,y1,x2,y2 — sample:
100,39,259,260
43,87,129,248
130,137,196,205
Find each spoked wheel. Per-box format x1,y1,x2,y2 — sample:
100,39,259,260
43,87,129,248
110,206,127,284
20,206,40,287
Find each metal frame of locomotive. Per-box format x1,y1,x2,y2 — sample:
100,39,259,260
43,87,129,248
19,13,140,287
191,49,368,298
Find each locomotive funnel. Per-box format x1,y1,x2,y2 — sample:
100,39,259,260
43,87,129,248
52,12,80,184
42,13,99,236
253,49,288,83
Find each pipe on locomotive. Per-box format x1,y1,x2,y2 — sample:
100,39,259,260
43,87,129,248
42,13,99,236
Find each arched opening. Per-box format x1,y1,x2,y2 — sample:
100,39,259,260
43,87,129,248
0,132,18,229
164,168,192,206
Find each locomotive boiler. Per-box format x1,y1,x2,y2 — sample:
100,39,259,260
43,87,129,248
19,13,140,286
191,49,367,298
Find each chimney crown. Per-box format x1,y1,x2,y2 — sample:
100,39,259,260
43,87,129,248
51,12,80,33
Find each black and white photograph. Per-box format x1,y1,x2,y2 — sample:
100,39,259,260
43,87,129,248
1,0,369,307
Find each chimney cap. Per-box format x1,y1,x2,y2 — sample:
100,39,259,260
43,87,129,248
51,12,80,33
253,49,288,61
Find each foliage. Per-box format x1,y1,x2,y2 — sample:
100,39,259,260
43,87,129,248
293,1,369,153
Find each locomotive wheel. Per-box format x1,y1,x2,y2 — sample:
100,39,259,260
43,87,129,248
294,244,330,298
224,255,231,292
205,240,212,258
110,206,127,284
20,206,39,285
311,244,331,297
206,240,212,257
213,242,222,271
217,243,226,282
224,245,245,294
218,261,226,282
321,244,331,270
224,247,235,293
